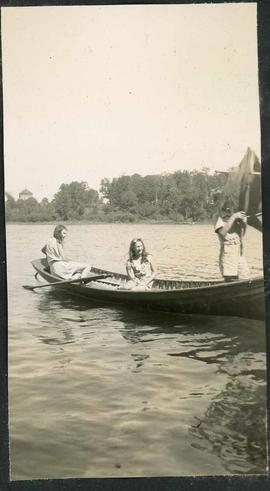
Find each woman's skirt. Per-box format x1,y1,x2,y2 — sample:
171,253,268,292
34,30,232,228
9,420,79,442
50,260,90,280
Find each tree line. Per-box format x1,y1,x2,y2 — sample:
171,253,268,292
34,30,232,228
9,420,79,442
5,169,227,223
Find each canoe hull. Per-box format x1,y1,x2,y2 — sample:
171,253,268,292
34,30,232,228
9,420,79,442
31,259,265,320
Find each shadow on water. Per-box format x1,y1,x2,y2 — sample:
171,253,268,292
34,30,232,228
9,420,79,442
35,289,267,474
189,372,266,474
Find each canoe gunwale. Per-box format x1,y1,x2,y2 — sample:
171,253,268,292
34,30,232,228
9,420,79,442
31,258,264,294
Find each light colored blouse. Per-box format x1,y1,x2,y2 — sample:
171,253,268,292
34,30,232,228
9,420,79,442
44,237,65,267
127,254,154,281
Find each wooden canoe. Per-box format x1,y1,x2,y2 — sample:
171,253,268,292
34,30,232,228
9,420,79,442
31,258,265,320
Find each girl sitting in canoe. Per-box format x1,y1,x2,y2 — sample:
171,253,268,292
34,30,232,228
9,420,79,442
41,225,92,280
124,238,156,290
214,201,250,282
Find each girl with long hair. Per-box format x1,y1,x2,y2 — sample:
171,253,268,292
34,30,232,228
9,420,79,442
125,238,155,290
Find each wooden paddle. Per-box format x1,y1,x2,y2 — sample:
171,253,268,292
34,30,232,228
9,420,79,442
247,212,262,218
23,274,112,291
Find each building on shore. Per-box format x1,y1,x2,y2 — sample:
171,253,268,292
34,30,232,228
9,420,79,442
19,189,33,201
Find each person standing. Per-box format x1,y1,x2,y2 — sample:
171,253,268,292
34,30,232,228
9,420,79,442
214,204,250,282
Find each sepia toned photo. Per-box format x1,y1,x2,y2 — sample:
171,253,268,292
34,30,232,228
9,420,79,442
1,2,267,482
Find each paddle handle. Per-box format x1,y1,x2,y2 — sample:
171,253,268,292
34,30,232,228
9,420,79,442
23,274,111,291
246,212,262,219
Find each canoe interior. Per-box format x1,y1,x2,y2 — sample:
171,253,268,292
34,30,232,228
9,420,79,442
33,258,225,290
90,266,224,290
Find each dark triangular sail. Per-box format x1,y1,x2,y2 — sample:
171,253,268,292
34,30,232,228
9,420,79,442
224,147,262,232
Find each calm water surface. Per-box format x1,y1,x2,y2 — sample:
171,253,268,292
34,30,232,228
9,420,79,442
7,223,266,479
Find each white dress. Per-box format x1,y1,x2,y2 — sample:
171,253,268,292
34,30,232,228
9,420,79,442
214,217,250,279
44,237,90,280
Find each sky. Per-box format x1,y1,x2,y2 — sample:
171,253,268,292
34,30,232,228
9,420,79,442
2,3,260,202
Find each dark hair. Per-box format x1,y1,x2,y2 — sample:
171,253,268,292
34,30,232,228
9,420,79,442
53,225,67,242
220,198,236,217
129,238,148,261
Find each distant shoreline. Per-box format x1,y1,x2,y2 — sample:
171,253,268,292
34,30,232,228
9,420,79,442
5,220,211,226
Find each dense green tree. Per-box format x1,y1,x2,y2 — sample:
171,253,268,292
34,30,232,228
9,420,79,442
5,169,228,223
5,193,16,209
53,181,99,220
5,195,56,222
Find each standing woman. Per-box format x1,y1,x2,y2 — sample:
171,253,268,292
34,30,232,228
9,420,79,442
125,238,156,290
214,202,250,282
42,225,92,280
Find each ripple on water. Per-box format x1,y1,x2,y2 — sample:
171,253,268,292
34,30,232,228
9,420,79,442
7,223,266,479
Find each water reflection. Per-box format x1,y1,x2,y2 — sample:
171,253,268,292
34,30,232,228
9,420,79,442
118,309,266,474
190,374,266,474
35,289,266,474
37,294,76,346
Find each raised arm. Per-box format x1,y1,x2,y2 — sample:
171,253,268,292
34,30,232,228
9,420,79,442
217,211,247,238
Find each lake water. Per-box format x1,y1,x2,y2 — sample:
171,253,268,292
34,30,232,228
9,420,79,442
6,223,267,479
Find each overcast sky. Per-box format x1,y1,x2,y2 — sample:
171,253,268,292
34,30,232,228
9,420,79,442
2,3,260,202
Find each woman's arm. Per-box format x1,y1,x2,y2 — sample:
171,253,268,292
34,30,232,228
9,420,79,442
217,211,246,238
145,255,156,285
126,261,136,281
41,245,47,255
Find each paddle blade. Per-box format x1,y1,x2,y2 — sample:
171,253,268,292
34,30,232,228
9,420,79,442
22,285,36,291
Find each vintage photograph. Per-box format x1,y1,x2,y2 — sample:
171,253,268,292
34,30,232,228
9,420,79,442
2,2,267,480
